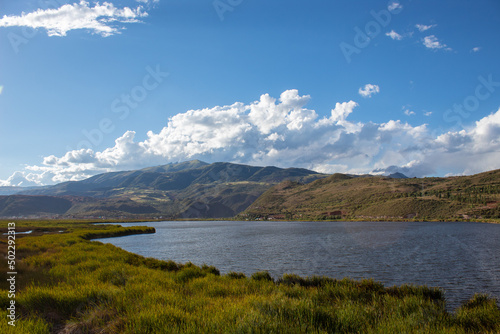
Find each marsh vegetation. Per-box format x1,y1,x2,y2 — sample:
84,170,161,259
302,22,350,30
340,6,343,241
0,220,499,333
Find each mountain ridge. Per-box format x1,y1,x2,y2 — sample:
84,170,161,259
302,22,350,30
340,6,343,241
241,169,500,221
3,160,325,218
2,161,499,221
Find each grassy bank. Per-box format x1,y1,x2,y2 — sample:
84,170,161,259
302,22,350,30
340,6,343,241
1,221,499,333
242,170,500,222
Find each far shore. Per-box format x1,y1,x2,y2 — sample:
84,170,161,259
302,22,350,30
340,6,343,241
1,217,500,225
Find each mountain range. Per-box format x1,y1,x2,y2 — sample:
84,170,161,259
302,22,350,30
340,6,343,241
0,160,325,218
1,160,499,220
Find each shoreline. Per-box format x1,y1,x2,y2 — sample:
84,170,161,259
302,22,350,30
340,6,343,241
2,217,499,225
1,220,499,332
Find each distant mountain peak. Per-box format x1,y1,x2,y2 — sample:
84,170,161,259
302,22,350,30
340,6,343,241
10,161,325,219
388,172,408,179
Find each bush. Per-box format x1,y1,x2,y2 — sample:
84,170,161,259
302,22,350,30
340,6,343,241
278,273,305,286
279,274,334,287
175,265,206,283
386,284,443,303
226,271,246,279
201,264,220,276
161,260,181,272
251,271,274,282
455,294,500,332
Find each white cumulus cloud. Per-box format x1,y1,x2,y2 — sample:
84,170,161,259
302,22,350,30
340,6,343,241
374,108,500,177
358,84,380,98
0,1,148,37
416,24,437,32
388,2,403,11
404,109,415,116
2,91,500,186
423,35,451,51
386,30,403,40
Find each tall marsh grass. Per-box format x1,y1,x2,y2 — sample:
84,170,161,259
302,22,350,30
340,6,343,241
0,220,499,333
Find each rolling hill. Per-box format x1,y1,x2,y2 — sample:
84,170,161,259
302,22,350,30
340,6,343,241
240,169,500,221
0,186,42,196
1,160,325,218
3,161,500,220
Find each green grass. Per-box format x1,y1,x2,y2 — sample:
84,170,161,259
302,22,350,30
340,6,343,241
1,220,499,333
241,169,500,222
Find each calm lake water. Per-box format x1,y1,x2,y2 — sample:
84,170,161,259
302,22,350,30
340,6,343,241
94,220,500,310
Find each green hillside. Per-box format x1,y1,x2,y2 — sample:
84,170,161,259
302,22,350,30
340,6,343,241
0,195,73,216
5,162,500,220
3,161,324,219
241,170,500,221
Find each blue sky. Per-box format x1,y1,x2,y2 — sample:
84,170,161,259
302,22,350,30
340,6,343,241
1,0,500,186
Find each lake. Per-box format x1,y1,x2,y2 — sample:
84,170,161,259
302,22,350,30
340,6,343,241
94,220,500,310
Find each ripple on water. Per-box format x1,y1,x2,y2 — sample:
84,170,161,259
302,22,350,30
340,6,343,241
94,220,500,311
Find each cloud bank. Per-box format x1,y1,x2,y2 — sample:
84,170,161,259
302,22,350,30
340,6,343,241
2,89,500,186
0,1,148,37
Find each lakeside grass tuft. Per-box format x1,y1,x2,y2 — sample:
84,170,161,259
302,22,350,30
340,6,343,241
0,220,499,333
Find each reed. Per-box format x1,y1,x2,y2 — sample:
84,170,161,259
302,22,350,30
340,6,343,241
0,220,498,333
